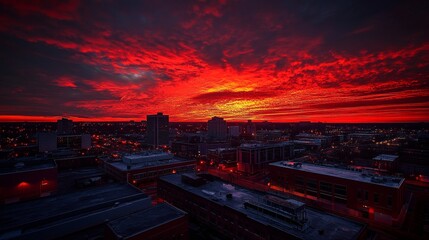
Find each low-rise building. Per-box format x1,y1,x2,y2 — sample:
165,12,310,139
269,161,406,224
372,154,399,172
207,147,237,166
1,182,188,240
237,142,294,174
37,133,91,152
158,173,366,240
103,151,195,184
0,158,57,204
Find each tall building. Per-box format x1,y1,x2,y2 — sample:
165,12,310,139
146,112,169,148
57,118,73,135
207,116,227,141
244,119,256,136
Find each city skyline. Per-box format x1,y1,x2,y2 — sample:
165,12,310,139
1,0,428,123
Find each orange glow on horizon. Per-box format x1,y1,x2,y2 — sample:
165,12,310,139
0,114,427,123
0,115,145,122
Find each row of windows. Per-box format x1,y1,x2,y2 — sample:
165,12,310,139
274,175,397,212
292,177,348,204
240,147,290,164
295,177,348,197
357,189,393,207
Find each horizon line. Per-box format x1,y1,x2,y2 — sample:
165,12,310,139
0,115,428,124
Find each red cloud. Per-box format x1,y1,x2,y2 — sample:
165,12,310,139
54,76,77,88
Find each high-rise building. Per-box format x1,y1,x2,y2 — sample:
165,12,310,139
207,116,227,141
146,112,169,148
57,118,73,135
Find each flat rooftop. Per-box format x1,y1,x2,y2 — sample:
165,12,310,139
0,160,56,174
107,203,186,238
160,174,365,240
292,140,321,145
107,157,194,171
240,141,293,149
123,151,172,161
372,154,398,162
0,183,145,233
270,161,404,188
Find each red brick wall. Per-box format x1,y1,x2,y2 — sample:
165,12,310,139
268,165,404,217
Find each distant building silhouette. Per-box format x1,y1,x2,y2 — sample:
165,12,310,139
37,133,91,152
146,112,169,148
37,132,57,152
244,119,256,136
228,125,240,137
207,117,227,141
57,118,73,134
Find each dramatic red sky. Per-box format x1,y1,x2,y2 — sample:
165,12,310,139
0,0,428,122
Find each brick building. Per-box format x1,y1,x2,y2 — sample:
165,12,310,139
158,173,366,240
269,161,405,224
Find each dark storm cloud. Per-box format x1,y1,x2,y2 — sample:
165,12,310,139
0,34,118,116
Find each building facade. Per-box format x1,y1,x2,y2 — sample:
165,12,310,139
207,117,227,141
103,151,195,184
57,118,73,135
372,154,399,172
237,142,294,174
269,161,405,224
37,133,91,152
146,112,169,148
0,159,57,204
243,120,256,137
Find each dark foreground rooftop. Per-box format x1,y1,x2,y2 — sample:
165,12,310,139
0,183,149,240
107,202,187,238
160,173,366,240
270,161,404,188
